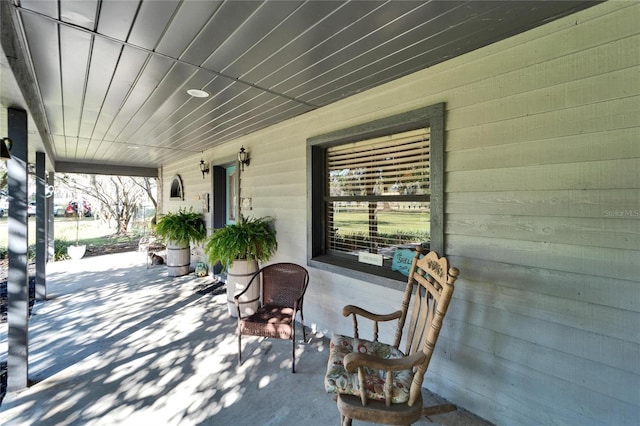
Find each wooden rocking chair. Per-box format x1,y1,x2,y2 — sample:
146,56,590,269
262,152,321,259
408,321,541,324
324,248,459,425
234,262,309,373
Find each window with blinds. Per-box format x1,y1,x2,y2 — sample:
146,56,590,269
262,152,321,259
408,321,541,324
325,128,430,260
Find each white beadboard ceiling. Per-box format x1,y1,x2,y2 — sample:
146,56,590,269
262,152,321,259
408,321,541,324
0,0,599,175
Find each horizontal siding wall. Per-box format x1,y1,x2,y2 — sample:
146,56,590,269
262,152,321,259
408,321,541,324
440,2,640,425
160,156,215,266
161,2,639,425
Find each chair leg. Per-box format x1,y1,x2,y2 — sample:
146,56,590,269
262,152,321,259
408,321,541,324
340,414,352,426
291,322,296,373
422,404,457,417
238,333,242,366
300,308,306,341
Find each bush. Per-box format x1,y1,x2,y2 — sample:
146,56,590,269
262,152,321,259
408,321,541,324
205,216,277,269
0,244,37,260
54,239,71,261
0,241,72,261
154,208,207,245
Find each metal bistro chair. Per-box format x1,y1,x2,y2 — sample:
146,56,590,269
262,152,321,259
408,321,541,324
325,248,459,425
234,262,309,373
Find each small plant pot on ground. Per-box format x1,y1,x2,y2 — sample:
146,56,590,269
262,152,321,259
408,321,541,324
67,245,86,260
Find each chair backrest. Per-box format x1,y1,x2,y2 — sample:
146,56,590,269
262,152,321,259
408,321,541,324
260,263,309,308
393,248,459,406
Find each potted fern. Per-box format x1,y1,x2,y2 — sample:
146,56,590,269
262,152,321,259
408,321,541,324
204,216,277,316
154,208,207,276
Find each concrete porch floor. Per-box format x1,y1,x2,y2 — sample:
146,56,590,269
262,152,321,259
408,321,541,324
0,252,492,426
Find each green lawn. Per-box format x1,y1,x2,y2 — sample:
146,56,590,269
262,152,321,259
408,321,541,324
332,209,430,235
0,216,116,247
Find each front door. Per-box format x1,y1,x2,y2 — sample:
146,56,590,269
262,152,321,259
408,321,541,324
226,165,238,225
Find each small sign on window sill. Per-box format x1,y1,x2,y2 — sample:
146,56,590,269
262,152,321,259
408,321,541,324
358,252,383,267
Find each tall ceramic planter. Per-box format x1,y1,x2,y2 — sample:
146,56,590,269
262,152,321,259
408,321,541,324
166,240,190,277
226,259,260,317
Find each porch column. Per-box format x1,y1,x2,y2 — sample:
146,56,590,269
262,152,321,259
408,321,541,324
7,107,29,391
35,151,46,300
47,172,55,262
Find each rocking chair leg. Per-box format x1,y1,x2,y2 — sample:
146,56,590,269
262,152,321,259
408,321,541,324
422,404,457,417
340,414,352,426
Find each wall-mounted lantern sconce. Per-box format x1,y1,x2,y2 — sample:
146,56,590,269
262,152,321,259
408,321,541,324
1,137,12,160
199,156,210,179
238,145,250,171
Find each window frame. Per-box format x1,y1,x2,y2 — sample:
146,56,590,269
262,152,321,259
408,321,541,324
169,175,184,200
306,103,445,288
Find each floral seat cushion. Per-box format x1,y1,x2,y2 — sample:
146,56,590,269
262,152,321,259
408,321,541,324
324,334,414,404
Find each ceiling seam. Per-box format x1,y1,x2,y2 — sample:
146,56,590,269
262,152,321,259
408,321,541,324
86,0,147,164
77,0,103,161
250,0,393,92
106,0,189,148
86,0,151,164
14,4,318,109
235,1,351,81
3,2,58,162
53,3,69,160
299,1,500,104
270,0,436,97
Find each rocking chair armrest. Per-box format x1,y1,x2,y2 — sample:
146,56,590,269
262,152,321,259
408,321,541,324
343,351,427,373
342,305,402,322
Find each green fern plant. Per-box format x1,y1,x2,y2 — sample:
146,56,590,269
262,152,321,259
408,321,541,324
204,216,277,270
154,208,207,245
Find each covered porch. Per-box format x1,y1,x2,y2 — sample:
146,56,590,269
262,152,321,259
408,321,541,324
0,252,489,425
1,1,638,424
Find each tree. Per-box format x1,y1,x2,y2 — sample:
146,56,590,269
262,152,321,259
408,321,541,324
132,177,158,224
57,174,157,234
0,162,7,193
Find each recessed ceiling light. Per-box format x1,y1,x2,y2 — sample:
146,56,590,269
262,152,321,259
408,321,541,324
187,89,210,98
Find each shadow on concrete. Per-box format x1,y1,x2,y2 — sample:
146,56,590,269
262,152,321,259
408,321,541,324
0,252,491,426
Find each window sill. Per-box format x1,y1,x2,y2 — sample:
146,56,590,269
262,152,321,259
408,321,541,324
308,255,408,290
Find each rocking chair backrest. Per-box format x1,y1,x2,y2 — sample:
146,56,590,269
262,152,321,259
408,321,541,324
393,248,459,406
261,263,309,308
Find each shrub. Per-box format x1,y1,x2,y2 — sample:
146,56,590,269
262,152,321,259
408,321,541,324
54,239,71,261
0,245,39,260
205,216,277,270
154,208,207,245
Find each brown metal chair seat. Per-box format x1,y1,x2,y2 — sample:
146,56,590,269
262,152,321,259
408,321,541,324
239,304,296,339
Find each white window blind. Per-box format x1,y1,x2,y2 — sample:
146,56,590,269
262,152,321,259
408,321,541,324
326,128,430,257
328,128,430,197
